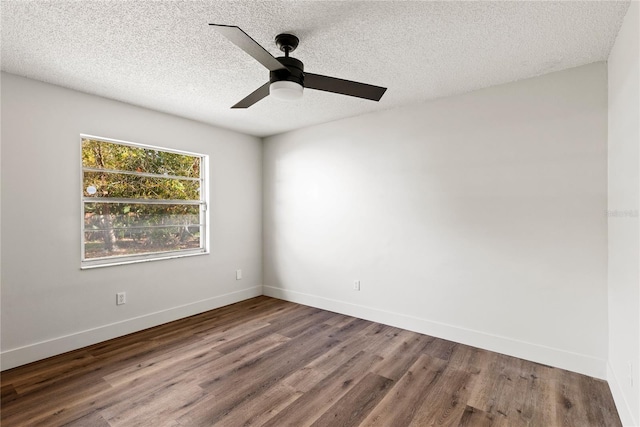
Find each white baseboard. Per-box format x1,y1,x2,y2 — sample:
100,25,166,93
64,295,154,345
2,284,611,386
608,362,639,426
263,285,607,380
0,286,262,371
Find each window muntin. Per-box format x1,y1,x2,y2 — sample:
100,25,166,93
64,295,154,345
81,136,208,268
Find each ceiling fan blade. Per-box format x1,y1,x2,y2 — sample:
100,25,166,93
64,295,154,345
305,73,387,101
231,81,270,109
210,24,287,72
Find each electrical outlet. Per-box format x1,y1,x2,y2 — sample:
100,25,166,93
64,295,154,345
116,292,126,305
353,280,361,291
236,269,242,280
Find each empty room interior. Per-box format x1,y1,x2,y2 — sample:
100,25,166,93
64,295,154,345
1,1,639,426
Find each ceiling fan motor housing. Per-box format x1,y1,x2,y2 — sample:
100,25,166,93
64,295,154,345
270,56,304,86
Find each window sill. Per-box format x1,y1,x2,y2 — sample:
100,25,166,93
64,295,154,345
81,250,209,270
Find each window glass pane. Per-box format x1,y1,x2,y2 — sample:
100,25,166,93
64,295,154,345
83,171,200,200
82,139,200,178
84,226,202,259
84,203,202,259
81,136,207,267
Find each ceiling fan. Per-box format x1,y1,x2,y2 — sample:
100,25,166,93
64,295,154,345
209,24,387,108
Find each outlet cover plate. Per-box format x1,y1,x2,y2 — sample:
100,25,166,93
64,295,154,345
116,292,126,305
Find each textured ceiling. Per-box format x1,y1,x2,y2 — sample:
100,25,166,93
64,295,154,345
1,1,630,137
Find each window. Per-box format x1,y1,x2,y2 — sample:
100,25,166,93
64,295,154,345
81,135,208,268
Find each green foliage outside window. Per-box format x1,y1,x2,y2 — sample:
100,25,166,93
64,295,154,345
82,138,206,262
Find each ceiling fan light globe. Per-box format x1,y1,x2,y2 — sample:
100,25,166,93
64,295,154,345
270,81,303,100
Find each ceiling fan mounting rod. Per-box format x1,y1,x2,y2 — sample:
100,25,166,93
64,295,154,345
275,33,299,58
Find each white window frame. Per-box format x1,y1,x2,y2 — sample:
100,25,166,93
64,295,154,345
80,134,209,269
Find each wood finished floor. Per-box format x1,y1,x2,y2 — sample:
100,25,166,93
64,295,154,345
1,296,621,427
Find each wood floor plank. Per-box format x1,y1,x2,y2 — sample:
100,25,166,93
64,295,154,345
329,317,373,338
458,405,495,427
103,332,291,411
371,332,434,380
8,351,96,395
60,410,112,427
283,323,380,392
309,372,394,427
555,368,623,427
177,324,340,425
101,337,222,387
278,308,337,338
102,383,206,427
213,304,322,355
215,383,302,427
502,359,556,426
359,353,448,426
407,346,483,426
466,352,521,419
195,319,271,343
423,336,459,361
0,384,18,406
578,374,622,426
321,312,354,327
260,351,385,427
363,328,416,359
1,377,114,426
0,296,622,427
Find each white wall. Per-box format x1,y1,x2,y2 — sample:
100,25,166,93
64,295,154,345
608,1,640,425
263,63,609,378
0,73,263,370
